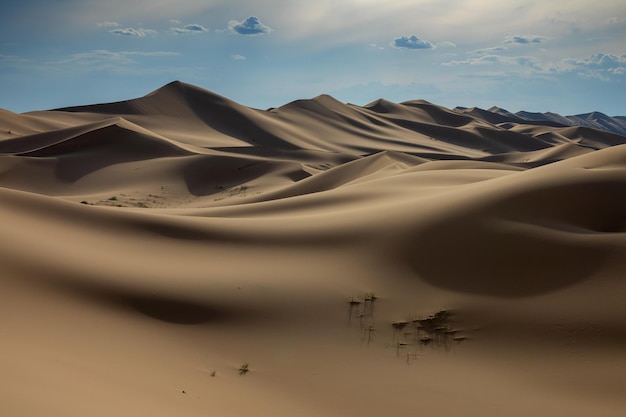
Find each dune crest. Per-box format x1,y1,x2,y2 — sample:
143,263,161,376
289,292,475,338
1,82,625,417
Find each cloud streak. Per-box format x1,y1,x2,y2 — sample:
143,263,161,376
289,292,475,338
110,27,157,37
171,23,208,34
472,46,507,55
504,34,546,45
59,50,179,68
97,21,121,28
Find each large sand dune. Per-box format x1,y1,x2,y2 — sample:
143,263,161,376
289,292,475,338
1,81,624,416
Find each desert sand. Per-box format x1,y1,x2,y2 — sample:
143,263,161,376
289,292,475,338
1,81,624,416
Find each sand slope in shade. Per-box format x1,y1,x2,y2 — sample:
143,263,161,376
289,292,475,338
1,82,625,417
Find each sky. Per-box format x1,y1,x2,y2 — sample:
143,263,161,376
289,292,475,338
1,0,625,115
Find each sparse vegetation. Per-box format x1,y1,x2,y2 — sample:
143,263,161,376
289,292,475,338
239,362,249,375
347,295,362,324
228,185,249,196
345,294,470,363
347,291,380,338
406,309,468,356
213,184,250,201
392,320,409,331
307,163,333,171
84,191,176,208
364,324,376,346
364,292,377,302
348,296,361,306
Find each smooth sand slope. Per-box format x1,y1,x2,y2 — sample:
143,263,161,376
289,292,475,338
1,81,625,417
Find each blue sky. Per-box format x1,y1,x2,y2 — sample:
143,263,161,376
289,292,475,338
1,0,625,115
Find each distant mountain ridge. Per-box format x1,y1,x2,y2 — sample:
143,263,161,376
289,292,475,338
455,105,626,137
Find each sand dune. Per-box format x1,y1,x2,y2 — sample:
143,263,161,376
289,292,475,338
1,82,625,417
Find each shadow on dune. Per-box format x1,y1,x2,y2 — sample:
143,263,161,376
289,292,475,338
491,180,626,233
19,122,192,183
166,82,301,149
401,180,625,297
182,155,309,196
121,295,222,324
90,288,231,325
405,218,611,297
23,275,239,325
58,81,300,149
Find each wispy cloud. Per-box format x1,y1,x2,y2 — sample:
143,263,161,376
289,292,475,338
170,23,208,34
0,54,30,66
58,50,178,68
565,53,626,80
110,27,157,37
443,55,504,66
504,34,546,45
231,54,246,61
0,49,181,77
96,21,121,28
436,41,456,49
472,46,508,55
228,16,272,35
443,49,626,83
391,35,433,50
442,54,546,73
607,17,626,24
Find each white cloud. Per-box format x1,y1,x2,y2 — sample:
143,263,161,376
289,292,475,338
110,27,158,37
391,35,433,50
231,54,246,60
97,21,121,27
171,23,208,34
185,23,208,32
228,16,272,35
504,34,546,45
564,53,626,80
